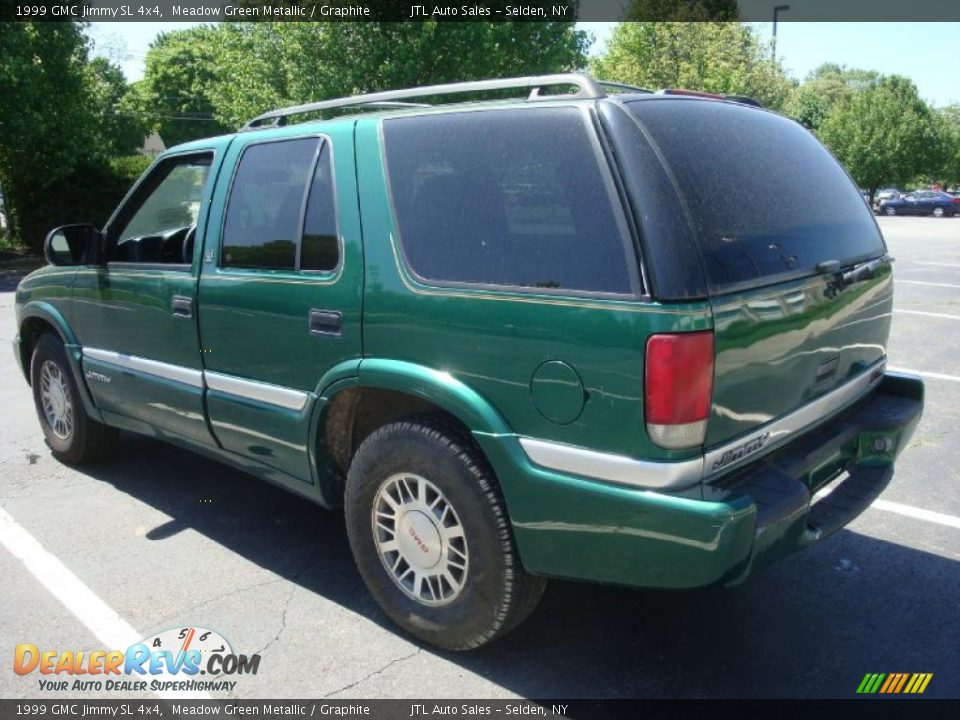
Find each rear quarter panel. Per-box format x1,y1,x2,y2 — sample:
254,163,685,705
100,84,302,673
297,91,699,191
354,117,711,462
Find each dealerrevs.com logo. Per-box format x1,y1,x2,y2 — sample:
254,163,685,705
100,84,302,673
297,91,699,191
14,626,260,693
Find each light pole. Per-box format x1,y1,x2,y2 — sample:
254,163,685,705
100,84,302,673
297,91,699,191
773,5,791,60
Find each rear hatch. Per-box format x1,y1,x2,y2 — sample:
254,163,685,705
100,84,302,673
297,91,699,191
616,98,891,451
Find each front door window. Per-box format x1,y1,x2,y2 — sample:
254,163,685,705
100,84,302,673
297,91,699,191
110,154,213,265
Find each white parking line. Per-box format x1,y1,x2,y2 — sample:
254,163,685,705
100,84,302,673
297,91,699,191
908,261,960,269
894,309,960,320
0,505,209,699
871,499,960,530
814,485,960,530
888,366,960,383
896,280,960,289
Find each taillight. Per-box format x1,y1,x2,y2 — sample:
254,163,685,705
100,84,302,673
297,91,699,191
645,332,714,450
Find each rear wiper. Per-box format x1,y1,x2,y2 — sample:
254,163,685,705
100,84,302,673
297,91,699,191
840,255,893,285
817,255,892,295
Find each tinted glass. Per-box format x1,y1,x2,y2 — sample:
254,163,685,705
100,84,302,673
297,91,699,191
118,156,211,244
222,138,319,270
625,100,885,293
301,145,339,271
383,108,634,294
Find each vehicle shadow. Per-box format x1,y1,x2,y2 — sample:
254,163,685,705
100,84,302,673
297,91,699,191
79,433,959,699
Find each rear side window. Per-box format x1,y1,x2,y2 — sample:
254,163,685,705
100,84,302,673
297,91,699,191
222,137,339,272
624,100,885,293
383,108,636,294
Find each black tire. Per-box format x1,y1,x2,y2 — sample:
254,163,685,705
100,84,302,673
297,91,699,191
30,334,117,464
932,207,945,218
344,419,546,650
883,205,897,216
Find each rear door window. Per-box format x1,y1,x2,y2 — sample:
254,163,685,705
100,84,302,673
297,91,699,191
624,100,886,294
382,108,637,295
222,137,328,271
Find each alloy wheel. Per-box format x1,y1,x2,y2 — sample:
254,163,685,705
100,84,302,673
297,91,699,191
372,472,469,606
39,360,74,440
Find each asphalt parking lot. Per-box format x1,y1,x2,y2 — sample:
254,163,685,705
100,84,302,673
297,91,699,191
1,215,958,700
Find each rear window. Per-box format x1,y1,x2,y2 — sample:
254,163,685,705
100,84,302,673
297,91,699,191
382,108,636,295
625,100,885,293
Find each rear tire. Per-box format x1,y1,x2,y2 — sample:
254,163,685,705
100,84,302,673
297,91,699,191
932,207,945,218
30,334,117,464
344,419,546,650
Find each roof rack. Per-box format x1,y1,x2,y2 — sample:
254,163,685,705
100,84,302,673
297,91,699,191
242,73,614,130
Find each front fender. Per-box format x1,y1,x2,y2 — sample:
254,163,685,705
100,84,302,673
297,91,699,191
19,301,80,348
17,301,103,422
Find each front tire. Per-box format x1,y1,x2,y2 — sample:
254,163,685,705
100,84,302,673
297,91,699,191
883,205,897,216
344,420,546,650
30,334,117,464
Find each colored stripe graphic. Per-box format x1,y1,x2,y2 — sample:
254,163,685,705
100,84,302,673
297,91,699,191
857,673,932,694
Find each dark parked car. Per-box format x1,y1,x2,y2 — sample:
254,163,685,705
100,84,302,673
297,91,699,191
879,190,959,217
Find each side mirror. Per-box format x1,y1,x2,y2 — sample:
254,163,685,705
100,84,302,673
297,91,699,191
43,224,103,267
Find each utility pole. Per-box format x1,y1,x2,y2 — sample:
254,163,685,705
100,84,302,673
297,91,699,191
773,5,791,60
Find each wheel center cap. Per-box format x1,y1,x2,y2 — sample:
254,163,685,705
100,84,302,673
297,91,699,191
397,510,442,569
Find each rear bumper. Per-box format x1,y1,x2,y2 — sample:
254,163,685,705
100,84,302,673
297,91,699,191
477,371,923,589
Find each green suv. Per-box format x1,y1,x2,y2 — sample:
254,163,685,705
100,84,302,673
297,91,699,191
13,75,923,650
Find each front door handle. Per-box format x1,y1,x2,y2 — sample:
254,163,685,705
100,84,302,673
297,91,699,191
309,309,342,337
172,296,193,318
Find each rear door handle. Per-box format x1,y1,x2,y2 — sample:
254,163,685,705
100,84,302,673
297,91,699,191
172,296,193,318
309,309,342,337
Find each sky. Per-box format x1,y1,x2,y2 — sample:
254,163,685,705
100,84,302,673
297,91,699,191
88,21,960,108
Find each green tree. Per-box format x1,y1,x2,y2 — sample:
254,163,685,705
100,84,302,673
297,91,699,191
136,26,230,146
0,22,96,251
86,57,148,156
208,21,590,130
786,64,880,132
590,22,793,110
819,76,941,203
933,105,960,189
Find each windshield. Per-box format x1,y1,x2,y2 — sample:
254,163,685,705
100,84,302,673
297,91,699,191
624,99,886,294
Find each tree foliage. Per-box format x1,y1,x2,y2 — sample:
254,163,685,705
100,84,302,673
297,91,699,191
134,26,230,146
818,76,941,199
590,22,793,110
0,21,152,251
786,64,880,132
934,105,960,188
0,22,97,250
204,21,590,130
87,57,149,156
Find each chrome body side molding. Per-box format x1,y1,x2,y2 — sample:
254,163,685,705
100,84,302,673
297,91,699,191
521,359,886,490
81,348,203,389
204,371,309,412
519,438,704,490
81,347,310,411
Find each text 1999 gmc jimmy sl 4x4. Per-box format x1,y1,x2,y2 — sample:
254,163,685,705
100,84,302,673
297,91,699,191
14,75,924,649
